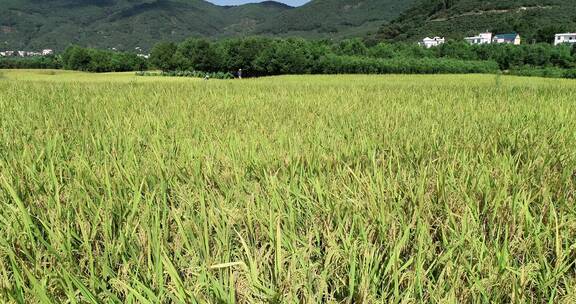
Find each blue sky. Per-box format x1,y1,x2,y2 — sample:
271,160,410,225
207,0,310,6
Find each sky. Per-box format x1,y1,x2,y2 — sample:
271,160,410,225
207,0,310,6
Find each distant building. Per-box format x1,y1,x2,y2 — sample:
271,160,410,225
492,33,521,45
17,51,26,57
464,32,493,45
42,49,54,56
420,37,445,48
554,33,576,46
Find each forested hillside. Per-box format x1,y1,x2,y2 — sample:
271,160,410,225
254,0,418,38
0,0,291,50
0,0,413,50
376,0,576,43
1,0,575,50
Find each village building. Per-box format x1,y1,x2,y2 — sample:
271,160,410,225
554,33,576,46
492,33,521,45
420,37,445,48
1,50,54,57
464,32,493,45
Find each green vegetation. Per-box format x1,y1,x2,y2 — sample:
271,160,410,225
2,0,576,51
509,66,576,78
0,56,62,69
0,69,201,83
147,37,500,76
377,0,576,42
1,70,576,302
3,0,576,51
8,39,575,79
0,0,292,51
61,46,148,72
253,0,418,38
136,70,234,79
145,37,575,77
0,0,413,51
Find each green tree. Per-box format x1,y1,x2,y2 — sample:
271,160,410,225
368,43,396,59
62,45,91,71
87,49,112,72
177,38,220,72
334,39,368,56
150,42,178,71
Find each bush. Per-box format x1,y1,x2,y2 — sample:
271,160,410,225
9,37,576,78
316,55,499,74
136,70,234,79
0,56,62,69
509,66,576,79
62,46,147,72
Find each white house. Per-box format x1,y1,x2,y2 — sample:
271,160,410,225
492,33,521,45
554,33,576,46
420,37,445,48
42,49,54,56
464,32,493,45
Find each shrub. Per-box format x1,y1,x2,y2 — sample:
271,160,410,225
135,70,234,79
0,56,62,69
62,46,147,72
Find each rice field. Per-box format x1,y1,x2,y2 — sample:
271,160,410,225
1,70,576,303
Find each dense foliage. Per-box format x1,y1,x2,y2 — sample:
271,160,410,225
135,71,234,79
377,0,576,43
2,71,576,302
509,67,576,79
0,0,412,51
61,46,148,72
0,56,62,69
146,37,576,77
253,0,417,38
8,39,576,78
433,41,576,70
2,0,575,52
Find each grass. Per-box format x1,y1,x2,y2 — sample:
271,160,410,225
0,70,576,303
0,69,200,83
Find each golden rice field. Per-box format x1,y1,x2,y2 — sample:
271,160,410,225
1,70,576,303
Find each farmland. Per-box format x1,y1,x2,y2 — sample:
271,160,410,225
1,70,576,303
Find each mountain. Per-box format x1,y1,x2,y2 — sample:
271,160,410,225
4,0,573,51
0,0,292,50
0,0,413,51
254,0,418,38
376,0,576,43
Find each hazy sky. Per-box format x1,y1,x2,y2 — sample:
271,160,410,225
207,0,310,6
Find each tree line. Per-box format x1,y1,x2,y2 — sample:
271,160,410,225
0,56,61,69
3,37,576,77
0,47,147,72
148,37,576,76
60,46,147,72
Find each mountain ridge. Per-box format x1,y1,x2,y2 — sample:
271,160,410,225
0,0,412,50
2,0,575,51
376,0,576,43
